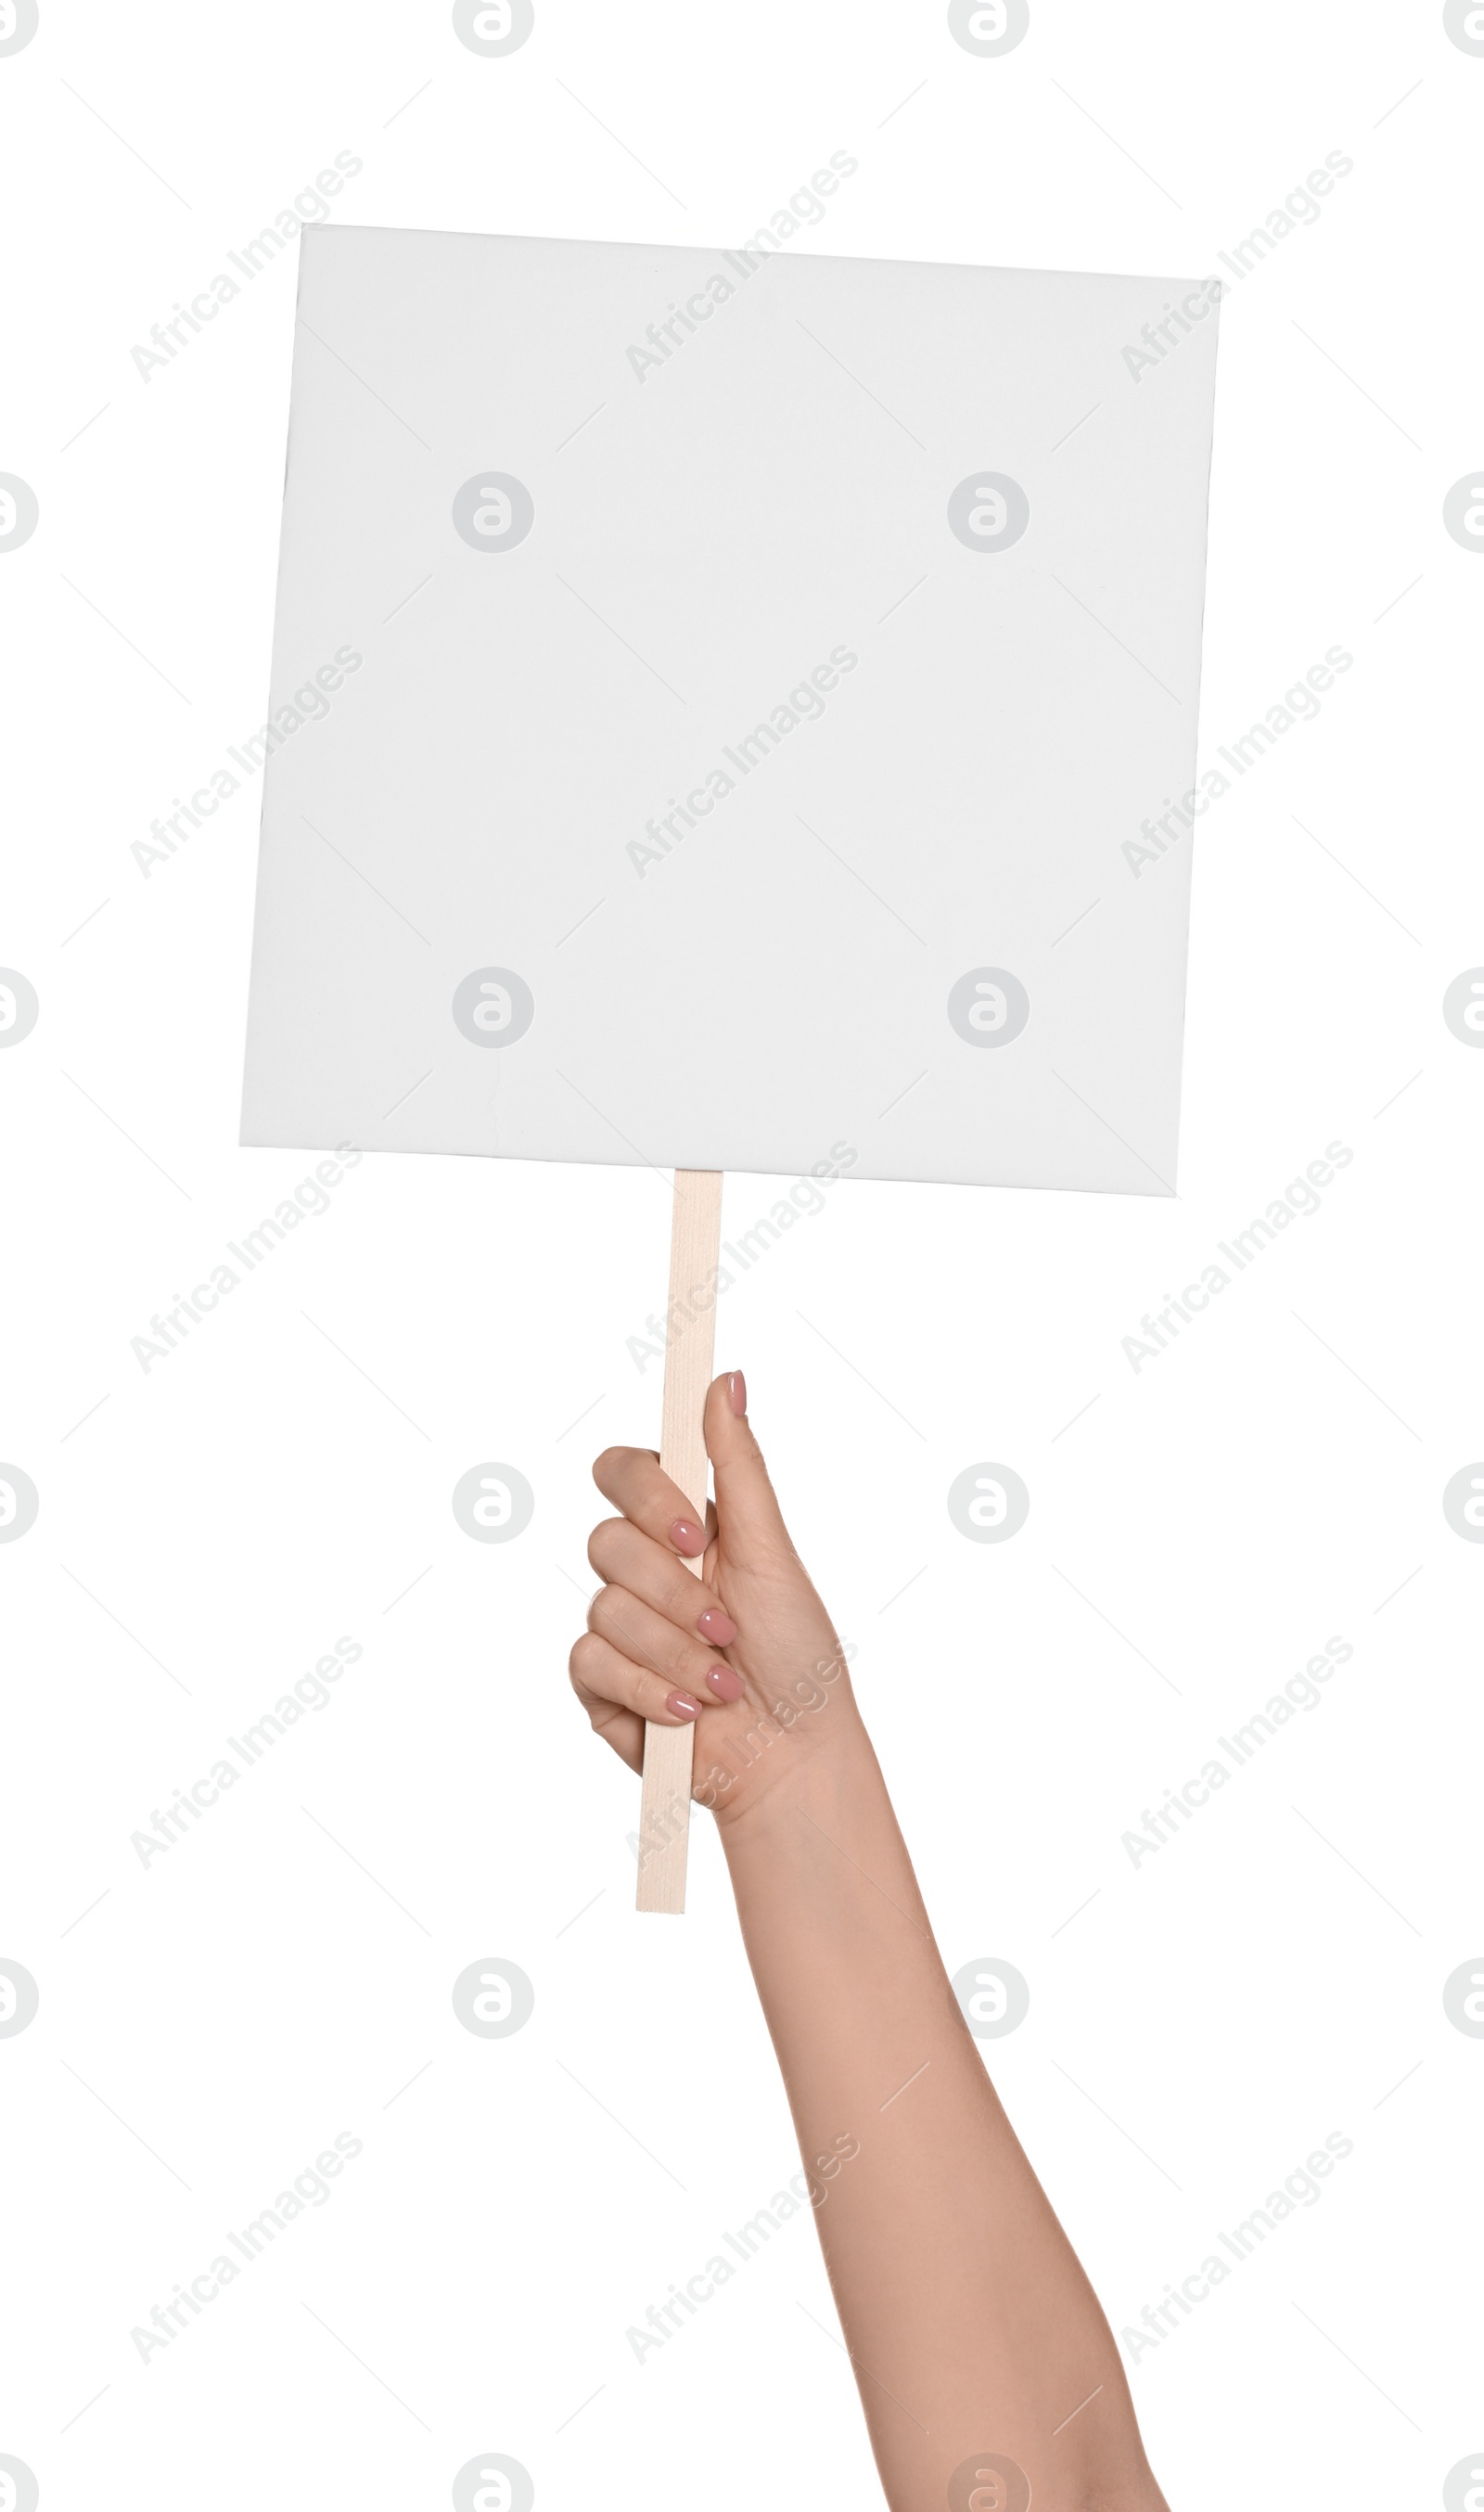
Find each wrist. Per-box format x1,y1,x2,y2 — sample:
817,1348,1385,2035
707,1700,880,1841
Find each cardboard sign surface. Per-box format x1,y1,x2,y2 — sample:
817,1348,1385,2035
241,226,1218,1192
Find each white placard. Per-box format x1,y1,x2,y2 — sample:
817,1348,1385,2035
242,226,1218,1193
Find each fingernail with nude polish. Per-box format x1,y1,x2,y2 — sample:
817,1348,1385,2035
727,1370,748,1416
665,1690,702,1721
697,1606,737,1645
670,1518,706,1556
706,1665,745,1703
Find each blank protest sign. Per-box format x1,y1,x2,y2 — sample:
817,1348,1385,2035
241,225,1218,1192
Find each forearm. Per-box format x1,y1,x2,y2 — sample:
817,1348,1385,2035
571,1380,1166,2506
719,1734,1167,2512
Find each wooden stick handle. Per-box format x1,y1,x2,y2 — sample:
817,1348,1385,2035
634,1168,723,1915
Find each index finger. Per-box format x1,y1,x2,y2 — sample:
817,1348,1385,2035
592,1445,714,1558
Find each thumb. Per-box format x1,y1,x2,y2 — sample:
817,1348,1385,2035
703,1371,793,1561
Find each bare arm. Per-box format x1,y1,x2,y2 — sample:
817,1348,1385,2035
571,1371,1168,2512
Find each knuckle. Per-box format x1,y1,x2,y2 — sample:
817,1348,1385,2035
587,1582,623,1634
661,1626,697,1678
585,1516,628,1574
569,1631,606,1686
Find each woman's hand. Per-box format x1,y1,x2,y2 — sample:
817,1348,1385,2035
569,1369,864,1825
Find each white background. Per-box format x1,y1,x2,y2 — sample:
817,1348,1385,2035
2,5,1482,2508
